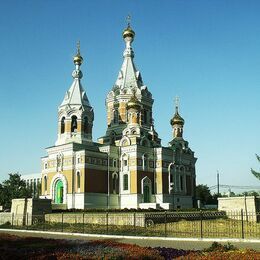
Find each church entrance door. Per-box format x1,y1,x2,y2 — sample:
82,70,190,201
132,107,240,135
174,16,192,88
55,180,64,204
144,185,151,203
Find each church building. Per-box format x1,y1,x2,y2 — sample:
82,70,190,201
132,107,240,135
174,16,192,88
41,23,197,210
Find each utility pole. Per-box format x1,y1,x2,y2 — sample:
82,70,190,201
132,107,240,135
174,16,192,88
217,171,220,197
107,151,110,210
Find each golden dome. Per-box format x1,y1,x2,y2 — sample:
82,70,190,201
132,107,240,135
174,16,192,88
170,111,185,126
127,93,141,110
123,26,135,39
73,54,83,65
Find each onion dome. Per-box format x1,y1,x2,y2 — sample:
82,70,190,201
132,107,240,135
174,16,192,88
170,108,185,126
127,92,141,110
123,25,135,40
73,41,83,66
73,54,83,66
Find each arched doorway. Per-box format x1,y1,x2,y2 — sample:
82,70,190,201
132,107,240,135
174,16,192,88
55,180,64,204
142,177,152,203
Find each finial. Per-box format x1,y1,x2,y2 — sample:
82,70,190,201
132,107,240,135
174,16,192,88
170,96,184,126
73,40,83,66
123,15,135,42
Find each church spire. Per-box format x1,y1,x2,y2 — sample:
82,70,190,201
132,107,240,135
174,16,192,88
114,16,143,90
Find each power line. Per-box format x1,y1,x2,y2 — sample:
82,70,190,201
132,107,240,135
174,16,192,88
209,184,260,190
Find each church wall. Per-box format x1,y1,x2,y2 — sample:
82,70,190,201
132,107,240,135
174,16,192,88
130,170,137,193
85,168,110,193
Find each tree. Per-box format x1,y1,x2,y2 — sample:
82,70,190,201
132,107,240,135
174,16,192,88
0,173,31,209
251,154,260,181
196,184,214,205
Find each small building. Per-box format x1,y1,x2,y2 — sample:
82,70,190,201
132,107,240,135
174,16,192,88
21,173,41,198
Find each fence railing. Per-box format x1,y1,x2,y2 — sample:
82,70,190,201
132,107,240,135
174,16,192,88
0,210,259,239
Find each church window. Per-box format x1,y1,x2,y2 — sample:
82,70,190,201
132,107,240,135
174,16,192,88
123,174,128,190
123,159,128,167
113,109,119,124
71,115,77,132
61,117,65,134
180,175,184,191
83,116,88,134
77,171,80,191
142,154,148,170
44,176,47,192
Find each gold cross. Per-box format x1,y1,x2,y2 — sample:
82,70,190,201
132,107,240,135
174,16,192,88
77,40,80,55
126,15,131,27
175,96,179,109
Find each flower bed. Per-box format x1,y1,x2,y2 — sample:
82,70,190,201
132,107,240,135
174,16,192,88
0,234,259,259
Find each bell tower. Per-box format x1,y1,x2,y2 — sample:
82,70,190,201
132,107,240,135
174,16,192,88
55,42,94,146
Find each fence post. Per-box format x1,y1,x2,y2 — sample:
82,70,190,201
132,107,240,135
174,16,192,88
200,210,203,239
26,213,29,230
43,213,45,231
82,213,85,234
164,211,167,237
241,209,244,239
11,213,14,229
134,212,136,235
61,213,64,232
106,211,109,234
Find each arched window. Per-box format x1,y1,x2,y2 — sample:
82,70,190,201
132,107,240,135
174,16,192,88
61,117,65,134
83,116,88,134
71,115,77,132
142,154,148,170
122,154,128,169
77,171,80,191
123,174,128,190
113,109,119,124
44,176,47,192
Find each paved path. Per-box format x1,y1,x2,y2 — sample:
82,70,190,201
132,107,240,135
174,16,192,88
0,229,259,251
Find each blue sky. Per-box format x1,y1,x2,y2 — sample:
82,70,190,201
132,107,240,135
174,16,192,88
0,1,259,192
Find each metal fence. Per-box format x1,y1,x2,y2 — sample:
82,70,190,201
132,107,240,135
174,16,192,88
0,210,259,239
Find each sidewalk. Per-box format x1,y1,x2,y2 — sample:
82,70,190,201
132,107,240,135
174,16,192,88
1,229,259,251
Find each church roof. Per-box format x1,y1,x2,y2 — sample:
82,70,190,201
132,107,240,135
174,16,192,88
60,78,90,108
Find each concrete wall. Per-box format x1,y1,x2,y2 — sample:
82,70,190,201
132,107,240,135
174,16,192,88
10,198,52,226
218,196,260,222
45,212,146,227
0,213,11,225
